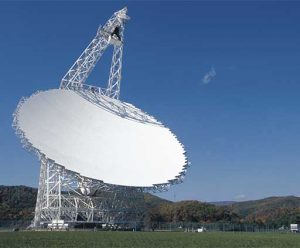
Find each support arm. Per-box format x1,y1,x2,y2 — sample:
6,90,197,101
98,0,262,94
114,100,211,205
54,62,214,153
60,8,129,92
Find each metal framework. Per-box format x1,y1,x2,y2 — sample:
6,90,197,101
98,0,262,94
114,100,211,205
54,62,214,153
60,7,129,100
13,7,190,229
33,156,146,228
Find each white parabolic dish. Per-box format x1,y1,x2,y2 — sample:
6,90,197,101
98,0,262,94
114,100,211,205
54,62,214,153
15,89,187,187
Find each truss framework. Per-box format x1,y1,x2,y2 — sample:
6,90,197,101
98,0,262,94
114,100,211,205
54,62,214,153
60,7,129,100
33,157,149,228
107,44,123,99
34,157,94,226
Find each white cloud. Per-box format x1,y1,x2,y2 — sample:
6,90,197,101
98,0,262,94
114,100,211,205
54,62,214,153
202,66,216,85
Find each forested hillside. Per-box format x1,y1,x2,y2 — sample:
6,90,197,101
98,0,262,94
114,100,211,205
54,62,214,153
0,185,300,227
231,196,300,225
0,186,36,220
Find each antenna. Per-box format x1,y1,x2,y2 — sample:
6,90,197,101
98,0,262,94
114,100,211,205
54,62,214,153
60,7,130,100
13,7,189,229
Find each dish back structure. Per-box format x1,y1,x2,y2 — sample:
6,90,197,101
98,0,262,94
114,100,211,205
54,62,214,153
13,8,189,228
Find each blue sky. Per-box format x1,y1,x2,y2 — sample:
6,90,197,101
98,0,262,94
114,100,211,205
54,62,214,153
0,1,299,202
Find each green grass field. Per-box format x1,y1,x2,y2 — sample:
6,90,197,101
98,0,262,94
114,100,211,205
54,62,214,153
0,231,300,248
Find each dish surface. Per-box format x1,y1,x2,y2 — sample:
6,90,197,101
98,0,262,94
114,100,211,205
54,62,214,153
15,89,186,187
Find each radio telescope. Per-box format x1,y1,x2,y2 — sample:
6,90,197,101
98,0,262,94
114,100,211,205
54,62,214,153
13,7,188,228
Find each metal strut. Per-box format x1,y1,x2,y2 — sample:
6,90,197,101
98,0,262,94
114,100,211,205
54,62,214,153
60,7,129,100
33,156,146,228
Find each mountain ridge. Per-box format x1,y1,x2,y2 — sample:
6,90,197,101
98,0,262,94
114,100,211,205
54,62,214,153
1,185,300,226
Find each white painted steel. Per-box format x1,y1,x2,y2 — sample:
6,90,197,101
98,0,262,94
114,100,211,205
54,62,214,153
60,7,129,100
16,89,186,187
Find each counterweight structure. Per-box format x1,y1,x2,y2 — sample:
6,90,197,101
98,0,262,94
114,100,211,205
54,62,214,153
13,7,189,229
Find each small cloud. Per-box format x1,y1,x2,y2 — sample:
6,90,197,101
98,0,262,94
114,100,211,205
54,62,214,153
202,66,216,85
235,194,246,201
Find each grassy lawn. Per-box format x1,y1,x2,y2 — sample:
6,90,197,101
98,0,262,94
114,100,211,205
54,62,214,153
0,231,300,248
